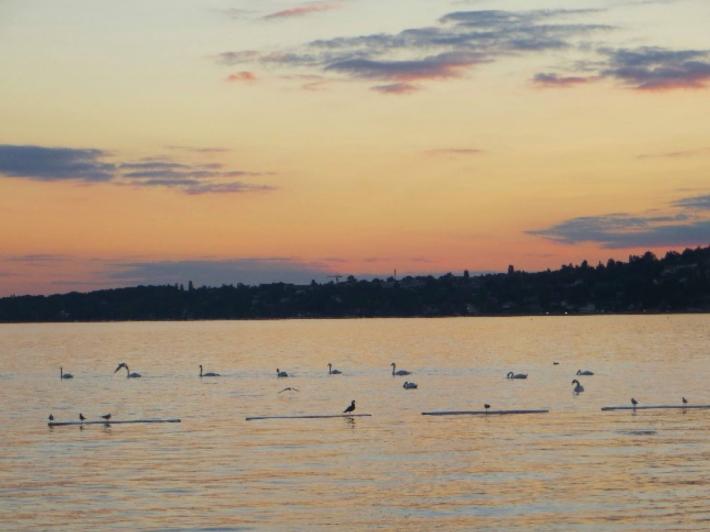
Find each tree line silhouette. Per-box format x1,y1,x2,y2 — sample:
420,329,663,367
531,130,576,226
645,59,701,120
0,246,708,322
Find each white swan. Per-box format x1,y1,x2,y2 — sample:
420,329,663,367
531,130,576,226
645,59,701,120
391,363,411,376
199,364,220,377
60,367,74,380
328,363,342,375
507,371,527,379
403,381,418,389
576,369,594,376
276,368,289,378
571,379,584,394
114,362,141,378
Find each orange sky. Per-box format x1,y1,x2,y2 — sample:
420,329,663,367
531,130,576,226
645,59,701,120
1,0,709,295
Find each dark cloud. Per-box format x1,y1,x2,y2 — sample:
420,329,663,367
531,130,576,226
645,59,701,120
109,258,331,286
218,8,612,92
528,195,710,248
673,194,710,211
0,145,114,182
0,144,274,195
533,72,596,87
370,82,419,94
601,47,710,90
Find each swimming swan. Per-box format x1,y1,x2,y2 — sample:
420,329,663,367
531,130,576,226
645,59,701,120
403,381,418,389
114,362,141,378
328,363,342,375
60,367,74,380
276,368,289,378
199,364,221,377
576,370,594,376
391,363,411,376
507,371,528,379
571,379,584,394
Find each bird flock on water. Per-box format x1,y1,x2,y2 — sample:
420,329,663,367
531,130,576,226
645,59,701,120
49,360,694,424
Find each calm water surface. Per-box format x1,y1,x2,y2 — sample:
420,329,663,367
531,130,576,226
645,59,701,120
0,316,708,530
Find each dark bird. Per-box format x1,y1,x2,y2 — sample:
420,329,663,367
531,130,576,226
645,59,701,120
60,367,74,380
276,368,289,378
507,371,528,380
390,363,411,376
553,362,559,365
631,398,638,407
101,413,111,421
114,362,141,378
484,404,491,412
48,414,54,421
682,397,688,404
279,387,299,393
327,363,342,375
571,379,584,394
343,400,356,414
199,364,220,377
79,413,86,421
576,370,594,376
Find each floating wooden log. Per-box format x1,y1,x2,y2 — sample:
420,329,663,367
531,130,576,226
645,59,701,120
48,418,181,427
246,414,372,421
601,405,710,411
422,409,549,416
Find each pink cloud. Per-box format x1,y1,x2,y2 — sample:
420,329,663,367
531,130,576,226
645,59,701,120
263,2,340,20
226,71,257,83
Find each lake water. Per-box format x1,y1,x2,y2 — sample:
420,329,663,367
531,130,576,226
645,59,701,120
0,316,709,530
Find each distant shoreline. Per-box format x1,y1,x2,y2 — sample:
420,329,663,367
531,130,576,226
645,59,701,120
1,246,708,323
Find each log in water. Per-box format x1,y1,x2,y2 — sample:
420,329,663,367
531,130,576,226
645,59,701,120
246,414,372,421
48,418,181,427
601,405,710,411
422,409,549,416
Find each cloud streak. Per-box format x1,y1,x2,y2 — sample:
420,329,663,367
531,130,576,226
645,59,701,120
218,8,613,93
263,2,341,20
528,194,710,248
0,145,274,195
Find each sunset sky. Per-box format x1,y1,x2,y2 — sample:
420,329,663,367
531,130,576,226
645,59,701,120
1,0,709,296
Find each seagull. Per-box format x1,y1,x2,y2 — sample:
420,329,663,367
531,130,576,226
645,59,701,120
114,362,141,378
631,398,638,407
60,367,74,380
576,370,594,376
278,387,299,393
391,363,411,376
682,397,688,405
571,379,584,394
101,413,111,421
327,363,342,375
199,365,221,377
403,381,418,389
48,414,54,421
79,413,86,422
276,368,289,378
343,400,356,414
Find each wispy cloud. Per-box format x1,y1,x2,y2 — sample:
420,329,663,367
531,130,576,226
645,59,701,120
217,8,612,93
425,148,483,156
0,145,274,195
165,145,230,154
637,146,710,159
528,194,710,248
263,2,342,20
226,71,257,82
601,47,710,90
533,72,596,87
109,258,331,285
371,82,419,94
